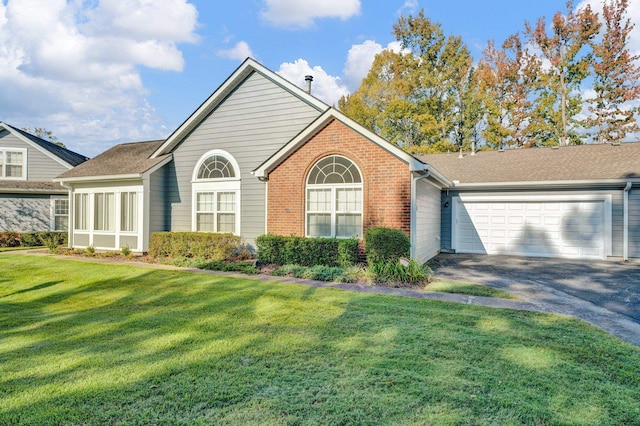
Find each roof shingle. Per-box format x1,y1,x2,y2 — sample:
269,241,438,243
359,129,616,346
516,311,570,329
56,140,170,180
416,142,640,184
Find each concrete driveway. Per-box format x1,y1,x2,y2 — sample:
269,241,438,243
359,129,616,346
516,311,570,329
432,253,640,346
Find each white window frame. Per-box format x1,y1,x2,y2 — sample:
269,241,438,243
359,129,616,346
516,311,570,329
305,155,363,239
51,197,69,231
74,193,89,231
120,191,138,233
71,186,143,251
93,192,115,232
192,150,241,235
0,148,27,180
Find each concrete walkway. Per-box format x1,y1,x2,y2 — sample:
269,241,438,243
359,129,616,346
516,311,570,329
6,249,640,347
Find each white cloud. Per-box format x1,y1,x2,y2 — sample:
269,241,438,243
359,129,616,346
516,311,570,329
0,0,198,156
217,41,254,61
261,0,361,29
277,59,349,106
343,40,404,90
398,0,419,15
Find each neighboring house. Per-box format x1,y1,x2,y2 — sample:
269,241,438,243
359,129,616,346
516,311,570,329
54,58,640,262
0,122,88,232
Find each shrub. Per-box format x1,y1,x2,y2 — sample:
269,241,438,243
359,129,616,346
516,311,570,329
0,232,21,248
335,265,365,283
19,232,67,248
19,232,41,247
121,245,132,257
272,264,306,277
197,260,259,275
149,232,243,261
256,234,359,267
369,258,432,287
364,227,410,265
85,245,96,256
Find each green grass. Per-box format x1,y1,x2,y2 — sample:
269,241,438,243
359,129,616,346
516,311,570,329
0,246,44,252
0,254,639,425
427,279,520,300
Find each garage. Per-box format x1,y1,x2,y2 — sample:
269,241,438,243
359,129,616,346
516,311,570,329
452,195,611,260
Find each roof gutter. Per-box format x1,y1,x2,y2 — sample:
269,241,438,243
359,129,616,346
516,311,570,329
623,181,632,261
450,178,640,191
53,173,143,184
0,188,67,195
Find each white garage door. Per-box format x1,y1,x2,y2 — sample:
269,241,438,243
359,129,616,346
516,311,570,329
454,197,608,259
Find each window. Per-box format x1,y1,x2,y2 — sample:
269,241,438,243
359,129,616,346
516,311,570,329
306,155,362,238
192,150,240,234
0,149,26,179
53,199,69,231
195,192,236,233
120,192,137,232
74,193,89,230
94,193,115,231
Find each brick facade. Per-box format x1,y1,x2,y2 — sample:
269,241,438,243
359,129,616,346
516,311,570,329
267,119,412,239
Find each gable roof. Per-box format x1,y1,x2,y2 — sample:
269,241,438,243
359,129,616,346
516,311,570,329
149,57,329,158
416,142,640,188
55,140,171,182
0,122,88,167
253,107,451,186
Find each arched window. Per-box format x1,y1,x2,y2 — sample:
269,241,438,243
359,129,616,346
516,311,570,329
306,155,363,238
192,150,240,235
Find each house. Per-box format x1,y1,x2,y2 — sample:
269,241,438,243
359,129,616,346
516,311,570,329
0,122,88,232
54,58,640,262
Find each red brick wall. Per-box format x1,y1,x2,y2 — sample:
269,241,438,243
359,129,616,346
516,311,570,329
267,119,412,238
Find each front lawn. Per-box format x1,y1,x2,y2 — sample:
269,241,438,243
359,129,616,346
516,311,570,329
1,254,638,425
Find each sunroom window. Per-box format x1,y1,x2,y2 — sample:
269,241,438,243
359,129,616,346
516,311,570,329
306,155,362,238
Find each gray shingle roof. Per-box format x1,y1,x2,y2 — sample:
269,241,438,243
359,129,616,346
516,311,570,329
56,140,170,180
0,180,66,193
7,124,89,166
416,142,640,184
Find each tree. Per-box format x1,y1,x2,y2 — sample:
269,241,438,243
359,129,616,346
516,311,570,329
339,11,475,151
587,0,640,143
478,34,539,149
21,127,67,148
525,1,600,146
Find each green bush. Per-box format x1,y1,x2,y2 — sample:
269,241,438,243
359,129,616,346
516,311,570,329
149,232,243,261
0,232,21,248
272,264,360,282
364,227,410,265
19,232,41,247
197,260,259,275
369,259,432,287
256,234,359,267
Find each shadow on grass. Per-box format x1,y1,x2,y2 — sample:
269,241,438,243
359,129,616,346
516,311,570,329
0,255,639,424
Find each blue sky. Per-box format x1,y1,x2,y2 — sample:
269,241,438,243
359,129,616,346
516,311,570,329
0,0,638,156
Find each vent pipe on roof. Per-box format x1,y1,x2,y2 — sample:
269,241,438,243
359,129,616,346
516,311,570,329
305,75,313,94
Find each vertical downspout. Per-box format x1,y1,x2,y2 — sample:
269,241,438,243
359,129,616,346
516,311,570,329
623,181,632,261
410,170,429,259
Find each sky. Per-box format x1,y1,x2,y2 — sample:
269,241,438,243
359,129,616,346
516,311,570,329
0,0,639,157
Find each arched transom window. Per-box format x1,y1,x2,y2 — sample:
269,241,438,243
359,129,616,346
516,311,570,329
196,155,236,179
192,150,240,235
306,155,363,238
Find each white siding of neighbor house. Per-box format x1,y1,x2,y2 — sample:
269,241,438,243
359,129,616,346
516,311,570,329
630,187,640,258
441,188,627,259
0,194,52,232
415,179,441,262
0,129,69,180
165,71,324,247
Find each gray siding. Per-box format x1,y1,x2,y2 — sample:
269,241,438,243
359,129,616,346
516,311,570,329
630,187,640,258
0,130,69,180
440,188,625,258
0,194,51,231
166,71,324,246
415,179,441,262
149,166,168,232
